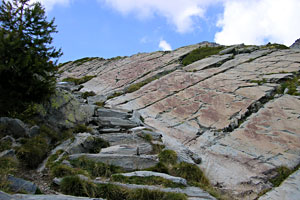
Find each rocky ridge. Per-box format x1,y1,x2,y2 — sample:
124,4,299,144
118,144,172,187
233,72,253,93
1,41,300,200
57,41,300,199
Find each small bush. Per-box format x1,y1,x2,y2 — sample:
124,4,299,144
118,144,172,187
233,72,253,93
95,101,105,107
90,137,110,153
40,124,60,143
62,76,96,85
96,184,129,200
182,46,224,66
50,164,89,178
126,77,157,93
0,139,12,152
73,124,92,133
112,175,186,188
72,57,102,66
107,92,123,100
263,43,289,50
159,150,178,165
0,157,18,192
16,136,49,168
46,149,65,169
128,188,187,200
270,166,292,187
171,162,209,185
60,176,98,197
81,91,96,99
277,76,300,96
70,156,122,178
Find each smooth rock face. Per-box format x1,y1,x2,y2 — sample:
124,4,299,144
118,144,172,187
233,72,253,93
7,175,37,194
59,44,300,199
0,190,104,200
0,117,29,138
259,168,300,200
69,154,158,171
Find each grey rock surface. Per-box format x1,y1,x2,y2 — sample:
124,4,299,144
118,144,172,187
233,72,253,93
7,175,37,194
0,117,28,138
0,190,104,200
259,169,300,200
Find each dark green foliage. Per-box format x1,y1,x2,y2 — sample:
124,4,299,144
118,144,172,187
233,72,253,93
81,91,96,99
126,77,157,93
62,75,96,85
0,157,19,192
60,176,187,200
250,78,267,85
277,76,300,96
73,124,92,133
269,166,293,187
50,164,88,178
95,101,105,107
72,57,102,66
128,188,187,200
89,137,110,153
158,149,178,165
171,162,209,185
0,139,12,152
147,162,170,174
0,0,62,115
107,92,123,100
182,46,224,66
70,156,122,178
96,184,129,200
16,135,49,168
263,43,289,50
60,176,98,197
112,175,186,188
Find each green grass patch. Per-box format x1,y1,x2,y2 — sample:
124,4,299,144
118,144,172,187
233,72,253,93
81,91,96,99
60,175,187,200
70,156,122,178
107,92,123,100
62,76,96,85
50,164,89,178
0,157,19,192
0,139,12,152
182,46,224,66
95,101,105,107
262,43,289,50
112,175,186,188
276,76,300,96
73,124,93,133
126,76,157,93
158,150,178,165
72,57,103,66
269,166,293,187
250,78,267,85
16,135,49,168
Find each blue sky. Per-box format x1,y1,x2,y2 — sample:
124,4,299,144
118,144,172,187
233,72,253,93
36,0,300,63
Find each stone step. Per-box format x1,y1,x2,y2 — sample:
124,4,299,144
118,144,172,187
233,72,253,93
69,153,158,171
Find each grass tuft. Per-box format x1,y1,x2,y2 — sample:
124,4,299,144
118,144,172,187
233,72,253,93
62,76,96,85
182,46,224,66
158,150,178,165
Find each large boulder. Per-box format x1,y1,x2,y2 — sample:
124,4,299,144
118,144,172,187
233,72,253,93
0,117,29,138
7,175,38,194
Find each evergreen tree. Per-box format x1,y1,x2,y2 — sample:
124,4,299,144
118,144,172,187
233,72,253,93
0,0,62,115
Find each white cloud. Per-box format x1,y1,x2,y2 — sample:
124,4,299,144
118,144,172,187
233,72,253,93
30,0,71,11
101,0,221,33
159,39,172,51
215,0,300,46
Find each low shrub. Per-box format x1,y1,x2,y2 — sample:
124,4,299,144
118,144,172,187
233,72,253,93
270,166,292,187
277,76,300,96
112,175,186,188
60,175,98,197
60,176,187,200
70,156,122,178
50,164,88,178
0,157,18,192
81,91,96,99
0,139,12,152
171,162,209,185
89,137,110,153
16,135,49,168
73,124,92,133
158,150,178,165
182,46,224,66
62,76,96,86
